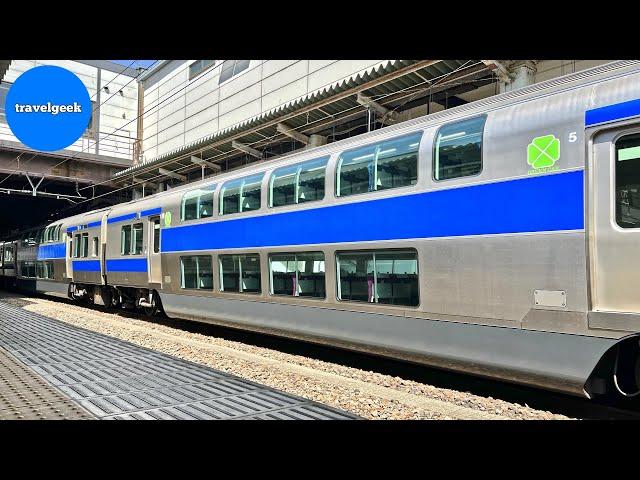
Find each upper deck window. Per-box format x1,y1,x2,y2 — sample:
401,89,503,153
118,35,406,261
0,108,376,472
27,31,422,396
434,116,486,181
219,173,264,215
336,132,421,197
181,184,216,221
269,157,329,208
616,134,640,228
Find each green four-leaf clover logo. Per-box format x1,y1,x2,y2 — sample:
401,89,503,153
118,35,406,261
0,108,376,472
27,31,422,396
527,134,560,169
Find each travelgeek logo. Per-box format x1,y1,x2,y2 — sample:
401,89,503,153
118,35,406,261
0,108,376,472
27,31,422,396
5,65,92,151
14,102,83,115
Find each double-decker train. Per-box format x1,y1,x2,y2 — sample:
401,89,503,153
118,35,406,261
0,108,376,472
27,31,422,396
3,60,640,401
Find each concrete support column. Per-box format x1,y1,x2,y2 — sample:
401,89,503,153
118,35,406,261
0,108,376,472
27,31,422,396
499,61,538,93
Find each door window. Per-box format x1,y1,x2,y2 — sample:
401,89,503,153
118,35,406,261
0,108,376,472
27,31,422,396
616,134,640,228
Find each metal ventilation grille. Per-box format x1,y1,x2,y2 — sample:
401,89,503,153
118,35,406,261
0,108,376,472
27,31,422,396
0,302,358,420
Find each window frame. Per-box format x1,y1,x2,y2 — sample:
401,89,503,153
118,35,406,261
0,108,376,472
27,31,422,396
335,131,422,199
132,222,144,255
218,60,251,85
218,253,262,294
92,237,99,257
614,133,640,229
181,183,217,222
81,233,89,258
120,225,132,256
269,157,329,209
189,60,216,81
219,173,264,216
335,248,420,308
73,233,81,258
180,255,214,291
432,115,487,183
268,251,326,299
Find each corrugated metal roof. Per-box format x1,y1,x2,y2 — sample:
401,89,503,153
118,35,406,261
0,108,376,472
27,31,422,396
113,59,488,183
0,60,11,83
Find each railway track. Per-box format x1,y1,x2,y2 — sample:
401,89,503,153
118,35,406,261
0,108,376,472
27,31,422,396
2,289,639,420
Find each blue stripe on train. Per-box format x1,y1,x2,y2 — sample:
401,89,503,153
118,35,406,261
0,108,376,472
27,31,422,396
72,260,101,272
585,98,640,126
161,170,585,253
140,207,161,218
105,258,148,272
71,258,148,273
38,242,66,260
107,213,137,224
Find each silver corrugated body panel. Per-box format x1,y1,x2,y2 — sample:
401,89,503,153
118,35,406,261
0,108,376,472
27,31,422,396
159,293,617,396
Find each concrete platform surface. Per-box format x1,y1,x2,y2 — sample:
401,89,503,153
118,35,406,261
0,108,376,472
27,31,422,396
0,299,358,420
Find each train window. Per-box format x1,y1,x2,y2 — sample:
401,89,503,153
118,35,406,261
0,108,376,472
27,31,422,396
219,173,264,215
121,225,132,256
81,233,89,258
269,252,325,298
434,116,485,181
92,237,99,257
73,234,81,258
181,184,216,221
20,261,36,278
336,250,419,306
336,132,421,197
269,157,329,208
4,245,13,264
219,254,261,294
55,225,61,242
180,255,213,290
615,134,640,228
153,219,160,254
36,261,54,279
132,223,144,255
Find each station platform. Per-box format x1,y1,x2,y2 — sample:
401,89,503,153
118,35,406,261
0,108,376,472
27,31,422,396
0,300,357,420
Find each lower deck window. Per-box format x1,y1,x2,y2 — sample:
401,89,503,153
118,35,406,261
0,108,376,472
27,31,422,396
20,261,36,278
337,250,419,306
180,255,213,290
219,254,261,293
36,261,54,279
3,246,13,264
616,134,640,228
269,252,325,298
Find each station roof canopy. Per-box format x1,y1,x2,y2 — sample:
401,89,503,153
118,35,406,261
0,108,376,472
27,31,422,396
112,59,498,187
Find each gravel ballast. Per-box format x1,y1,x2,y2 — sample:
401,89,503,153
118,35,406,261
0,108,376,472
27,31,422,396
0,293,570,420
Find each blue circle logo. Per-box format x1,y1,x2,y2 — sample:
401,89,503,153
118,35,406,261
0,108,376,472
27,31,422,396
5,65,92,152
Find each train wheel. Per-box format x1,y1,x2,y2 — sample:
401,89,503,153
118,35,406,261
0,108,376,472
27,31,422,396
142,291,160,318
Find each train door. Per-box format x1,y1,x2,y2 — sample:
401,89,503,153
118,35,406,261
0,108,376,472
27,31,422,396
65,231,73,280
147,216,162,285
100,213,109,285
590,127,640,314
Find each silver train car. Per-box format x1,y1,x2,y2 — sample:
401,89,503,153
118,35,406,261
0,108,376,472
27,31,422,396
5,60,640,400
